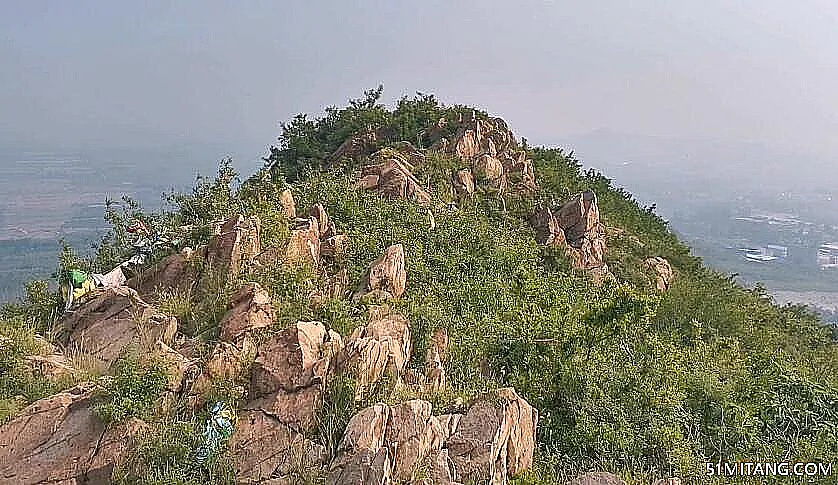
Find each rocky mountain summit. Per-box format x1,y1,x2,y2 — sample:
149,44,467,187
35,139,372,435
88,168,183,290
0,91,835,485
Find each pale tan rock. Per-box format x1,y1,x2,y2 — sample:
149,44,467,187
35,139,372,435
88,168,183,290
219,283,276,343
285,217,321,267
645,257,675,291
454,168,476,195
245,321,335,431
279,188,297,219
25,353,75,379
425,328,448,392
328,404,391,485
339,307,411,398
473,154,505,182
359,155,432,207
127,251,198,299
384,400,446,481
0,384,146,485
446,388,538,485
230,409,326,484
309,203,332,237
60,287,177,368
322,234,351,259
355,244,406,300
206,215,262,274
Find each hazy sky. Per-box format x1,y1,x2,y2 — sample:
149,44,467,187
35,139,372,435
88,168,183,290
3,1,838,169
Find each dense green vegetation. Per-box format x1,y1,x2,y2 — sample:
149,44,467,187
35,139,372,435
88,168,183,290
1,90,836,484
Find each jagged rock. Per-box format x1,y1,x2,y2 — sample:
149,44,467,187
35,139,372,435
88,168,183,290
279,188,297,219
645,257,674,291
322,234,351,259
230,409,327,484
150,340,191,392
570,472,626,485
425,328,448,391
188,339,256,406
128,250,199,298
530,191,609,276
435,414,462,442
285,217,321,267
309,203,332,238
0,384,147,485
358,156,432,206
219,283,276,343
25,353,75,379
245,321,337,431
328,404,391,485
473,154,505,183
384,400,446,481
446,388,538,485
339,307,411,398
59,286,177,368
416,449,460,485
454,168,475,195
206,215,262,274
354,244,407,300
330,128,385,162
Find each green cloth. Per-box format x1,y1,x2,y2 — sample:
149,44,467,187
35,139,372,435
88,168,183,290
69,269,89,288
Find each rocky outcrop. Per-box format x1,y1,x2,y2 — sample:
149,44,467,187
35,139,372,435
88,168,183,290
531,191,609,279
206,215,262,274
454,168,475,195
285,204,350,269
570,472,626,485
431,114,537,194
357,150,432,206
329,128,389,162
384,400,446,482
0,384,147,485
279,188,297,219
286,217,322,267
230,409,327,484
328,404,391,485
25,353,75,379
59,286,177,369
644,257,674,291
219,283,276,343
354,244,407,301
446,388,538,485
245,321,341,432
338,306,411,399
128,249,200,299
425,328,448,391
329,390,536,485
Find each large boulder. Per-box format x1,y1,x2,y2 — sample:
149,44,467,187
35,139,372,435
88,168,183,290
285,217,321,267
425,328,448,392
446,388,538,485
328,404,391,485
245,321,340,432
279,188,297,219
229,409,327,484
59,286,177,369
354,245,407,300
339,307,411,398
0,384,147,485
530,191,609,277
128,249,199,299
219,283,276,344
329,128,386,162
644,257,675,291
454,168,475,196
206,215,262,274
384,400,446,482
357,154,432,207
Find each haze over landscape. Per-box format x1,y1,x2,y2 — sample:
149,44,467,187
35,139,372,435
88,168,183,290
3,1,838,315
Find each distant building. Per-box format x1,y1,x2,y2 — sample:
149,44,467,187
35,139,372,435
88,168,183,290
818,243,838,269
742,244,788,263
